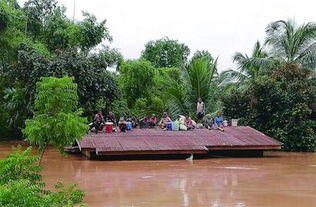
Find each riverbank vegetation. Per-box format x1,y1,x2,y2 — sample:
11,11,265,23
0,0,315,152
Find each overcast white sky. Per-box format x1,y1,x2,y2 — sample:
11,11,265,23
20,0,316,71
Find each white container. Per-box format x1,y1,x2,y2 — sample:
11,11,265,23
172,122,179,131
223,120,228,127
231,119,238,126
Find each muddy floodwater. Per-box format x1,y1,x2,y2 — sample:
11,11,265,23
1,143,316,207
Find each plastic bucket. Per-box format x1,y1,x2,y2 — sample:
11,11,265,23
127,122,132,130
172,122,179,131
223,120,228,127
105,122,113,133
231,119,238,127
167,122,172,130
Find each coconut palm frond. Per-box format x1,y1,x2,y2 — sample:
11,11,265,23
265,19,316,69
220,69,248,83
160,57,220,115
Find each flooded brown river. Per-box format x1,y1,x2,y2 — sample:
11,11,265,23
1,143,316,207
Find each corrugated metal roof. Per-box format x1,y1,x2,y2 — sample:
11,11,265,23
79,126,282,155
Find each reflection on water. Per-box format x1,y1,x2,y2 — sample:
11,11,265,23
1,143,316,207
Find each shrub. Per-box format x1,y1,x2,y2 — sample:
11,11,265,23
0,146,85,207
222,64,316,151
23,76,88,160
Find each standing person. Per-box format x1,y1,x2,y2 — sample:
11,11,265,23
150,114,157,128
196,98,205,125
214,112,224,132
159,112,172,129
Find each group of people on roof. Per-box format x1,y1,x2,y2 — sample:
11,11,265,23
89,98,225,133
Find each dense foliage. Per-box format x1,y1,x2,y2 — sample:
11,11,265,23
0,146,85,207
0,0,315,152
222,64,316,151
23,76,88,159
141,37,190,68
0,0,121,139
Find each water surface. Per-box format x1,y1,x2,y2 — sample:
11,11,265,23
1,143,315,207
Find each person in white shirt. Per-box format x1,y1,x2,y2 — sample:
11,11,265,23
196,98,205,124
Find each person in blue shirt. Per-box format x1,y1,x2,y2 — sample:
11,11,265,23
214,112,224,132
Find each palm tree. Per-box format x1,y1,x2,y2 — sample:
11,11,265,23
222,41,274,88
159,57,218,116
265,19,316,70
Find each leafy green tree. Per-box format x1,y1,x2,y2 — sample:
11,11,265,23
50,50,120,113
24,0,58,38
78,12,112,51
89,46,123,71
0,5,8,31
222,64,316,151
0,146,85,207
192,50,213,62
118,59,156,108
0,0,28,65
141,37,190,68
5,47,119,129
1,0,120,140
40,9,111,52
23,76,88,163
265,19,316,70
0,146,41,185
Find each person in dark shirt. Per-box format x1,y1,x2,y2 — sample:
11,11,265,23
118,117,127,132
90,111,105,133
131,116,138,128
140,116,150,128
150,114,157,128
107,111,116,126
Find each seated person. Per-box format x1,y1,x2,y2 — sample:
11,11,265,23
90,111,105,133
184,114,194,130
107,111,116,125
159,112,172,129
131,116,138,128
204,114,213,130
150,114,157,128
118,117,127,132
140,116,150,128
175,114,187,130
214,112,224,132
